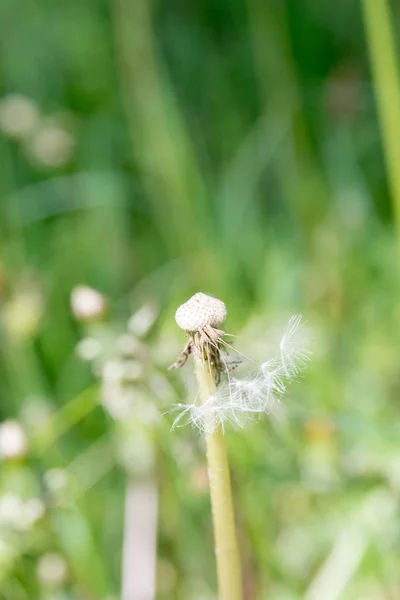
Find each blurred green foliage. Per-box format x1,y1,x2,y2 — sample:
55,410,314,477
1,0,400,599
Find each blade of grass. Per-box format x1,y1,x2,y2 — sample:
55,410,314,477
361,0,400,239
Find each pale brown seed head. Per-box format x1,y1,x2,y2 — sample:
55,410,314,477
175,293,227,331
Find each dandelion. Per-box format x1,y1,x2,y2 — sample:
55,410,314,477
169,293,311,600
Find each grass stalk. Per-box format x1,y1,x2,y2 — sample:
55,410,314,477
121,479,158,600
361,0,400,238
194,354,243,600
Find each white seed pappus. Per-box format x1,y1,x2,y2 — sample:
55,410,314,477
171,314,311,434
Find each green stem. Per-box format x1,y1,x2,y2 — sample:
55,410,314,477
361,0,400,237
194,354,243,600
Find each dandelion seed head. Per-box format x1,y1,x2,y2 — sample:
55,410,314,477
175,293,227,331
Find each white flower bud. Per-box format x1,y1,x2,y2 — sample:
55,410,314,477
37,552,68,587
70,285,107,321
28,124,75,168
76,337,102,361
175,293,227,331
0,94,40,139
0,420,28,460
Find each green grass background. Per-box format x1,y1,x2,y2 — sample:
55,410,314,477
1,0,400,598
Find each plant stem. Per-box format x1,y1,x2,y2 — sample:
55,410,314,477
361,0,400,239
121,478,157,600
194,354,243,600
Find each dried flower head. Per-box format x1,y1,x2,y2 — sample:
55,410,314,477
170,293,228,375
170,294,311,434
175,293,227,331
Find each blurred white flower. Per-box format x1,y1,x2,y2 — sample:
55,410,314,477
118,430,156,475
123,360,144,382
0,94,40,139
37,552,68,587
21,498,45,527
0,419,28,459
43,468,76,506
0,494,24,528
102,359,125,382
44,468,69,491
20,396,53,430
0,494,44,531
172,315,311,433
116,333,141,356
134,393,160,426
128,303,158,337
149,373,176,403
100,357,143,420
2,287,43,340
70,285,107,321
102,382,134,420
76,337,102,361
28,124,75,168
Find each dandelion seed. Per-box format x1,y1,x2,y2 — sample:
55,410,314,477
170,303,311,433
279,314,312,377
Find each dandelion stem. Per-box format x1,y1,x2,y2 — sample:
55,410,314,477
361,0,400,241
194,352,243,600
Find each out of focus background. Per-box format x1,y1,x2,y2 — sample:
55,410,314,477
1,1,400,599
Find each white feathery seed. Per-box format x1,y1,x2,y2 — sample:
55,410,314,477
171,314,311,433
280,314,311,376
